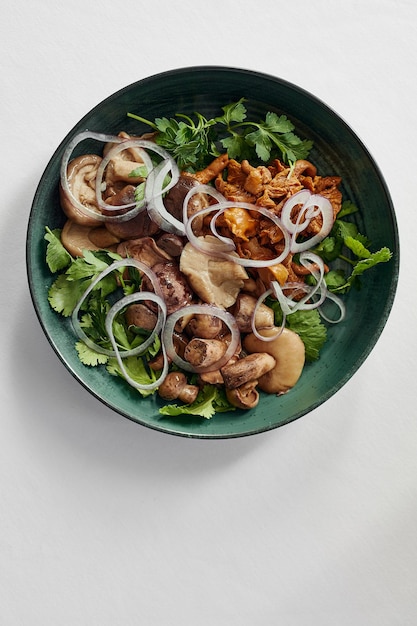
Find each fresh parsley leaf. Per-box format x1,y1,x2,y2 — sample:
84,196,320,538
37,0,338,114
337,200,359,219
127,100,313,169
313,199,392,293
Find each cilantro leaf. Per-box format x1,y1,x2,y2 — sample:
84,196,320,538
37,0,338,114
75,341,109,366
331,247,393,293
267,301,327,361
107,354,159,397
44,227,72,273
159,385,235,419
48,273,87,317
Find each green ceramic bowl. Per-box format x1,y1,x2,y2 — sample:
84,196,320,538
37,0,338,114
26,66,399,438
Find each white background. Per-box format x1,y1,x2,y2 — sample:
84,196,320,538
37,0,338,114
1,1,416,624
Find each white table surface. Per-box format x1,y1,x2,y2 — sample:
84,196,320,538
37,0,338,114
1,1,416,624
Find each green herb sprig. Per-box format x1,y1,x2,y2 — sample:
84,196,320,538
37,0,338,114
127,99,313,171
311,201,393,293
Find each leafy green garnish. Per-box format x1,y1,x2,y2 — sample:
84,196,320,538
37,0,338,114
107,341,161,398
127,99,312,170
159,385,234,419
44,227,72,273
312,201,393,293
268,301,327,361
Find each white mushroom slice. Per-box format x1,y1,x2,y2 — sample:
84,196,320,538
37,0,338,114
179,236,249,308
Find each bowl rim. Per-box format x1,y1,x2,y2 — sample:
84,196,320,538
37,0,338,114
26,65,400,438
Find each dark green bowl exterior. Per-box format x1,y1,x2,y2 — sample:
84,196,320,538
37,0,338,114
26,66,399,438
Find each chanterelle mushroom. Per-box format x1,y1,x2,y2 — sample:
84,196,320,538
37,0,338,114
179,236,248,308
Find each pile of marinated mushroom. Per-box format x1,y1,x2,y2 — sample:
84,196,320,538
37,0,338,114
58,131,343,410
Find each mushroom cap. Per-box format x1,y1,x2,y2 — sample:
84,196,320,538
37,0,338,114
179,236,248,308
60,220,119,257
243,327,305,395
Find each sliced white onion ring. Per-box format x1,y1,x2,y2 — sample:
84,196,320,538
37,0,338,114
61,132,179,224
281,189,334,252
251,288,286,342
318,291,346,324
71,258,163,357
105,291,169,392
162,304,240,373
146,157,183,235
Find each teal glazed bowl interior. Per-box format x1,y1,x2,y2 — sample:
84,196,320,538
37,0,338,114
26,66,399,439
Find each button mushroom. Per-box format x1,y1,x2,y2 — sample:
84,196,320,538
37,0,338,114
179,236,249,308
243,327,305,395
117,236,173,267
226,381,260,410
220,352,276,389
186,314,224,339
231,293,275,333
157,371,199,405
184,338,227,370
125,303,158,332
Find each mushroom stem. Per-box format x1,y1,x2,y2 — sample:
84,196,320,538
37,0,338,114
220,353,276,389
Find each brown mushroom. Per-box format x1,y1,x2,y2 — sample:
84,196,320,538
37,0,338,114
180,236,249,308
141,261,193,315
186,314,223,339
117,237,173,267
156,233,185,257
158,371,199,405
125,304,157,332
184,338,227,369
226,381,259,410
243,327,305,395
60,220,119,257
220,353,276,389
59,154,103,226
231,293,275,333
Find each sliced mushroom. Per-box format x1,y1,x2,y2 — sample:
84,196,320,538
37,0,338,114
59,154,103,226
243,327,305,395
220,353,276,389
60,220,119,257
156,233,185,257
117,237,173,267
179,236,249,308
158,371,199,404
226,381,259,410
